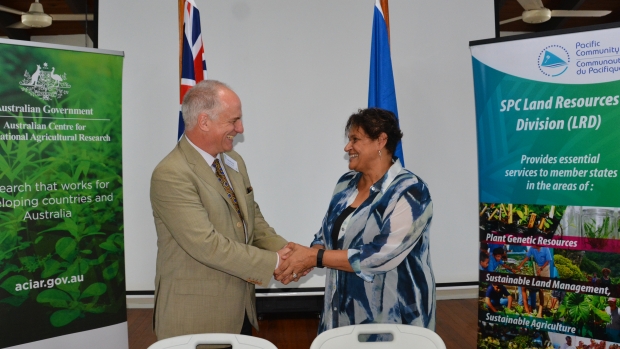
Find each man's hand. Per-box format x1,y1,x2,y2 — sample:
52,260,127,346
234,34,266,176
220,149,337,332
274,243,318,285
277,245,292,261
485,297,497,313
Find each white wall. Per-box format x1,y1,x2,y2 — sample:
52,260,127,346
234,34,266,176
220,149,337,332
32,34,93,47
98,0,494,291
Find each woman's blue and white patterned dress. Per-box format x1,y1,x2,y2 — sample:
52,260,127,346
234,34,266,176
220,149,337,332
311,160,435,333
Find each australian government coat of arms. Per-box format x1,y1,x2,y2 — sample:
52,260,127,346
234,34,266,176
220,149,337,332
19,62,71,100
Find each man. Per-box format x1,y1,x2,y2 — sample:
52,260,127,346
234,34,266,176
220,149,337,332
517,245,552,277
488,247,515,273
480,252,489,271
606,297,620,342
519,286,544,317
150,80,288,339
592,272,598,285
559,336,575,349
550,288,566,312
484,283,512,313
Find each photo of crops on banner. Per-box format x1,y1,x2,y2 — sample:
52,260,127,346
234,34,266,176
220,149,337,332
472,25,620,349
0,42,124,348
480,203,620,252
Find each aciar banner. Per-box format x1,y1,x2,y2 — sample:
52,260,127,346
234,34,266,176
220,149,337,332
471,26,620,349
0,40,126,348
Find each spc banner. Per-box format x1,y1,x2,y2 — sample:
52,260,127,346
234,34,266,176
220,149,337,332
471,25,620,349
0,40,126,348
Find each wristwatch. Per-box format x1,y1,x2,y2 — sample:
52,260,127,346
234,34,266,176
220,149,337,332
316,249,325,268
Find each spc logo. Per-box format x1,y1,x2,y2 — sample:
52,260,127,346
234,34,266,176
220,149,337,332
538,45,569,77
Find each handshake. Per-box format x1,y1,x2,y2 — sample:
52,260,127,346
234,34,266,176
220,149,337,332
274,242,322,285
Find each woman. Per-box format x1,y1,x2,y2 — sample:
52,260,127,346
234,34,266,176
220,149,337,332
278,108,435,333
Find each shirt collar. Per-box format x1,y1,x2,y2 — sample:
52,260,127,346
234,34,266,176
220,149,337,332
371,158,403,194
186,136,220,166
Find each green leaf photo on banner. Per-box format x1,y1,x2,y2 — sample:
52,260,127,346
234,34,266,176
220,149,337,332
0,41,125,348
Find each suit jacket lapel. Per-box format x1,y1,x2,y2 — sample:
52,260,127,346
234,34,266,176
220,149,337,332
178,138,237,214
223,155,250,231
220,159,250,244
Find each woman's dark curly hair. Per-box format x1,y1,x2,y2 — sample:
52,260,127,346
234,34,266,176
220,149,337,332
345,108,403,155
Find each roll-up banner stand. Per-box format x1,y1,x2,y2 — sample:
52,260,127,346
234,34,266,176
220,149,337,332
471,24,620,349
0,39,126,349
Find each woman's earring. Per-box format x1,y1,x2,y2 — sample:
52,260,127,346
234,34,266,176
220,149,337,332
379,150,382,159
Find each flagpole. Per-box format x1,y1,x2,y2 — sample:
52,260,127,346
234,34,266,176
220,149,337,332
178,0,184,84
380,0,390,42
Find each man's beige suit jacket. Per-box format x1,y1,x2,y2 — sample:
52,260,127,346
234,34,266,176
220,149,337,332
150,137,287,339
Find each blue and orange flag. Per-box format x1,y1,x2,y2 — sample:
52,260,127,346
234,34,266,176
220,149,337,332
178,0,207,140
369,0,404,165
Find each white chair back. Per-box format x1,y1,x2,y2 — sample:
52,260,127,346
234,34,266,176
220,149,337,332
147,333,278,349
310,324,446,349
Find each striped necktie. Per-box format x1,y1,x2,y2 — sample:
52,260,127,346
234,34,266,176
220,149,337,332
212,158,243,222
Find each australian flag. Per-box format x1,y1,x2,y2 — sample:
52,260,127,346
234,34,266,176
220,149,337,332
179,0,207,140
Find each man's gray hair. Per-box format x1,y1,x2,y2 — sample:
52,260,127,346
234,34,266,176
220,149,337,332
181,80,232,130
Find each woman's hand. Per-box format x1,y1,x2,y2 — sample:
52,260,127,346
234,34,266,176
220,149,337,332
274,243,318,285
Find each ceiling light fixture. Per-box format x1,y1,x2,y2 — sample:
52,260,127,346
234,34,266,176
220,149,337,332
21,1,52,28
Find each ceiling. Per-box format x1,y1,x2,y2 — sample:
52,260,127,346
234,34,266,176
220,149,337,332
0,1,618,47
0,0,97,46
497,0,620,37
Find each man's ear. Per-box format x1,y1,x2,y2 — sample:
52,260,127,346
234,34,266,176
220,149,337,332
197,113,211,131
